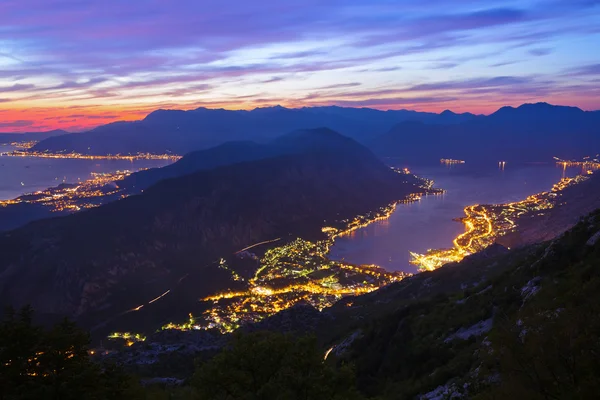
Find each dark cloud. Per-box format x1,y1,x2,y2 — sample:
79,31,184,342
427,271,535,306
566,64,600,76
262,76,284,83
528,48,552,56
0,120,34,128
0,84,35,93
408,76,534,91
316,82,362,90
317,96,457,107
429,62,459,69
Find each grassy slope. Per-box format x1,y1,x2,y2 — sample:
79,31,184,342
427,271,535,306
324,209,600,398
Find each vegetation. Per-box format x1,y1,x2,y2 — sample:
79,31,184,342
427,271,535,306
0,306,143,400
3,210,600,399
192,332,362,400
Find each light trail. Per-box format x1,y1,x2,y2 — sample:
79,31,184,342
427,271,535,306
235,238,282,253
148,289,171,304
324,346,334,360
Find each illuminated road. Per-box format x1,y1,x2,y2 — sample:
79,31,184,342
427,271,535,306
410,173,591,271
234,238,282,253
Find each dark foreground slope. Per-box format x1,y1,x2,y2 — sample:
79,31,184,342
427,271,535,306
0,130,420,330
112,209,600,399
370,103,600,163
318,209,600,398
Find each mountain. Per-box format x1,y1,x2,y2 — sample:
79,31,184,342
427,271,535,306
312,208,600,398
0,129,67,144
121,127,396,193
30,106,478,155
369,102,600,163
0,129,421,330
112,205,600,398
120,141,278,192
498,172,600,247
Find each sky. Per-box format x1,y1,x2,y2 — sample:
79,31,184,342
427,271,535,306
1,0,600,132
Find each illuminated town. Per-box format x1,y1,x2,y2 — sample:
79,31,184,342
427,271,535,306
554,156,600,173
410,173,591,271
109,168,438,341
1,148,181,161
440,158,466,165
0,170,136,212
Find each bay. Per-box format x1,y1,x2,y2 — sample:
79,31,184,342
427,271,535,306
0,145,173,200
329,161,583,273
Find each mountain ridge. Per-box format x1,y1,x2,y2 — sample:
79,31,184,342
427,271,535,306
0,129,423,331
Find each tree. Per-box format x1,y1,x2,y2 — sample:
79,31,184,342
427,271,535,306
192,332,363,400
0,306,140,400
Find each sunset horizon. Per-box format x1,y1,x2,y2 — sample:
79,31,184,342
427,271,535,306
2,0,599,132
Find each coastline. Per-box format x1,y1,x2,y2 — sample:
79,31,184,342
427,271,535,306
410,173,592,271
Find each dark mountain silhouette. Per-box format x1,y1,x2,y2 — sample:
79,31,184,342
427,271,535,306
369,102,600,163
120,141,277,192
0,129,422,330
0,129,67,144
30,106,477,155
121,127,393,193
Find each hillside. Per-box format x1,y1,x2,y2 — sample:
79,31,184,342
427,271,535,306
319,208,600,398
0,129,422,331
369,102,600,163
111,207,600,399
120,127,376,193
0,129,67,144
30,106,477,155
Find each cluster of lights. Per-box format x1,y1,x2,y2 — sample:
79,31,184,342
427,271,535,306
410,172,591,271
160,185,432,334
120,167,439,337
1,149,181,161
107,332,147,347
0,170,137,212
1,141,38,149
440,159,466,165
162,237,408,334
554,155,600,173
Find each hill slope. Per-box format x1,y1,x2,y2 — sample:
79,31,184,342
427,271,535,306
0,129,420,330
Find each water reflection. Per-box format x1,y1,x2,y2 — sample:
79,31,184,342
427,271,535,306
329,162,582,273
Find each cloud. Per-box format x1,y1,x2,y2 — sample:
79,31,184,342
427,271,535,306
314,96,457,107
316,82,361,90
408,76,535,91
429,62,459,69
262,76,284,83
528,48,552,56
0,0,598,131
0,84,35,93
566,64,600,76
0,120,34,128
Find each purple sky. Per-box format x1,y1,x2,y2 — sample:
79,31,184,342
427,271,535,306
1,0,600,131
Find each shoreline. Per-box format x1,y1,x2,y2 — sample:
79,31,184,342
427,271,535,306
1,149,181,161
409,173,592,271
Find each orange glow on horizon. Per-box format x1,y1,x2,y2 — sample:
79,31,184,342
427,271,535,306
1,94,599,133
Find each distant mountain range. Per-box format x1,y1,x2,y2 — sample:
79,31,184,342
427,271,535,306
29,106,477,155
0,129,423,330
28,103,600,162
0,129,67,144
370,102,600,163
